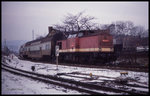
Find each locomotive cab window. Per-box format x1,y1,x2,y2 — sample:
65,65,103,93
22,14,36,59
57,42,62,49
68,34,77,38
78,32,83,37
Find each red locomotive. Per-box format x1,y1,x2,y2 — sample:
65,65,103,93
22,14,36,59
57,30,116,64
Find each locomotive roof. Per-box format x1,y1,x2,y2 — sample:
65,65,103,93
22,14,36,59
67,29,111,39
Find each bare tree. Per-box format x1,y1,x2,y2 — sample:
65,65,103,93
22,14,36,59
2,40,10,56
79,15,96,30
54,11,96,33
130,25,145,37
142,29,148,37
107,21,134,36
53,24,66,32
99,24,110,30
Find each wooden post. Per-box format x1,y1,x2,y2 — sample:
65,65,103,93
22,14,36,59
55,45,59,70
56,56,58,70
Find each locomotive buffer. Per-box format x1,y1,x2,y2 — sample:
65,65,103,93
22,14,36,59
55,45,59,70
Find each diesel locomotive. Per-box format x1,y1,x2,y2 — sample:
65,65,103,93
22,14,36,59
57,30,116,64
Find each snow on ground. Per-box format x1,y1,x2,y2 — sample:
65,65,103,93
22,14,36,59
2,54,149,94
3,54,148,84
2,69,86,94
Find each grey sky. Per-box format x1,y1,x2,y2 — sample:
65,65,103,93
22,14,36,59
2,1,148,41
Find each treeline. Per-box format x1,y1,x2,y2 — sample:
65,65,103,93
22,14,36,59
53,11,148,38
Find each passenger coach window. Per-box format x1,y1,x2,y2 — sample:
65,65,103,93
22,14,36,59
45,44,50,50
78,33,83,37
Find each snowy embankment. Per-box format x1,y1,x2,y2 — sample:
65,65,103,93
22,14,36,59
2,54,149,94
2,54,87,94
2,70,84,94
3,54,148,84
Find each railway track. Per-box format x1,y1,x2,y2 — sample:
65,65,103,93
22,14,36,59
2,63,148,95
62,72,149,92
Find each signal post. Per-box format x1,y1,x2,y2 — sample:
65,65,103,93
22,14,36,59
55,45,59,70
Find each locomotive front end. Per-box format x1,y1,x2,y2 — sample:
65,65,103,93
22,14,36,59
99,34,114,53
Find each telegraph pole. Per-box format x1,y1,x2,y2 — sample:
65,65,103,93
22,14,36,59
32,30,34,40
56,55,58,69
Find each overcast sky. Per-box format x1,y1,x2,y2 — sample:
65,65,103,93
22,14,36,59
2,1,148,41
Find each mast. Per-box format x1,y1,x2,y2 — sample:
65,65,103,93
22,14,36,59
32,30,34,40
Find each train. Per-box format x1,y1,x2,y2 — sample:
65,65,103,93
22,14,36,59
19,27,65,61
19,26,117,64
